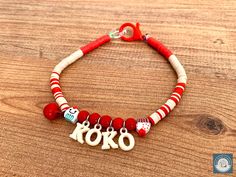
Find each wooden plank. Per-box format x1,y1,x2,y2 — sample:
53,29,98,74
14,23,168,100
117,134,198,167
0,0,235,176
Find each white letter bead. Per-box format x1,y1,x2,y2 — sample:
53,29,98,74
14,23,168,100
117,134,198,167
102,131,118,150
118,130,135,151
69,122,90,144
85,128,102,146
69,123,135,151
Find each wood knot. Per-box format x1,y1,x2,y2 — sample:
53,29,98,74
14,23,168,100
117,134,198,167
196,114,225,135
213,38,224,44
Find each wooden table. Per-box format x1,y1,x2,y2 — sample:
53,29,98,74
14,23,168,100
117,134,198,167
0,0,235,176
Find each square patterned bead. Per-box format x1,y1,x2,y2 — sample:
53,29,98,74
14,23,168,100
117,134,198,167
64,107,79,124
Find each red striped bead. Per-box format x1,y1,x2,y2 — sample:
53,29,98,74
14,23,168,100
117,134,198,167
173,87,184,95
50,82,60,86
156,111,163,119
61,106,70,112
54,92,62,97
160,106,169,115
172,93,181,100
50,78,59,82
177,83,186,88
148,117,155,125
59,102,68,108
52,72,60,76
164,104,171,112
52,87,61,94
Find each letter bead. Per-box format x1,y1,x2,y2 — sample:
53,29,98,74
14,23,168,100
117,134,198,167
85,124,102,146
102,128,118,150
118,128,135,151
69,121,90,144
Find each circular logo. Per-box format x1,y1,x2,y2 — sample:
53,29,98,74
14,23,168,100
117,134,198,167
214,155,232,173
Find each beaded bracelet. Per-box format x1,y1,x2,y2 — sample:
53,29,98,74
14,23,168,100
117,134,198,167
43,22,187,151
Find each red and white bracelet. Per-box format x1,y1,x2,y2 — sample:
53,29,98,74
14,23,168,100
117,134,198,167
43,22,187,151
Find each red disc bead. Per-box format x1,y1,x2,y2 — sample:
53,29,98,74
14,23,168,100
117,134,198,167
89,112,101,125
78,110,89,123
112,117,124,130
100,115,112,128
125,118,136,131
43,102,61,120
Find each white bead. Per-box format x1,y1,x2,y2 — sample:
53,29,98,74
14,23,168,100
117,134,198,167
168,54,187,84
64,107,80,124
118,129,135,151
69,122,90,144
85,125,102,146
136,121,151,134
102,130,118,150
150,112,161,124
53,49,83,74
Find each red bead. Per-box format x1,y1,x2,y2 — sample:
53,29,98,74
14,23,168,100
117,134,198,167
125,118,136,131
112,117,124,130
100,115,112,128
137,128,146,137
78,110,89,123
43,102,61,120
148,117,155,126
89,112,101,125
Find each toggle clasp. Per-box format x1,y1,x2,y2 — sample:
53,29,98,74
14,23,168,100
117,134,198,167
119,22,143,42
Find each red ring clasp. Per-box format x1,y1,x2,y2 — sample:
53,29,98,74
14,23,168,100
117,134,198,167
119,22,143,42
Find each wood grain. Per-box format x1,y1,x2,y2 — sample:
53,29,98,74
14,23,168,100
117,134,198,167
0,0,236,176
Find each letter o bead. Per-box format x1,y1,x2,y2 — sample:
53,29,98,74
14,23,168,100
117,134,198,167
85,126,102,146
118,128,135,151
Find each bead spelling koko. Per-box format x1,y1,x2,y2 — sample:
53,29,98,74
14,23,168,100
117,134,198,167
43,22,187,151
